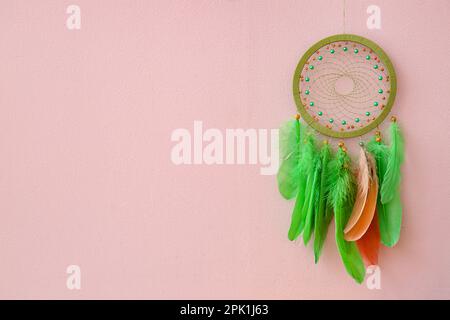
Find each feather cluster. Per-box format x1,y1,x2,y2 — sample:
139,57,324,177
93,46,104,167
366,121,404,248
277,117,405,283
327,147,365,283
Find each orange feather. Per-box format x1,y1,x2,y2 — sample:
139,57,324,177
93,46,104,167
344,147,369,233
356,212,380,266
344,154,378,241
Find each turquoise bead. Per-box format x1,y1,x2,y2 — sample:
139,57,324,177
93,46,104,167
378,75,383,80
330,49,335,54
318,56,323,60
374,65,379,69
309,65,314,70
373,101,379,106
366,111,371,116
343,47,348,51
366,55,371,60
305,77,310,82
378,89,383,94
309,102,314,106
318,111,323,116
305,90,310,95
341,120,347,125
354,49,359,54
355,118,360,123
329,118,334,123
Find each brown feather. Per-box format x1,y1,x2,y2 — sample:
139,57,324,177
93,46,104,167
344,147,369,233
344,154,378,241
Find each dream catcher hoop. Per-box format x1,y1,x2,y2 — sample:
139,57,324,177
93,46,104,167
278,34,404,283
293,34,397,138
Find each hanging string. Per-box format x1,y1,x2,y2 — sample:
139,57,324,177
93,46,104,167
342,0,346,34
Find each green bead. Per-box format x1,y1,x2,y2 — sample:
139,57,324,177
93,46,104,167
305,77,310,82
329,118,334,123
378,75,383,80
373,101,379,106
366,111,371,116
341,120,347,125
330,49,335,54
318,56,323,61
378,89,383,94
354,49,359,54
343,47,348,51
309,102,314,106
366,55,371,60
318,111,323,116
374,65,379,69
309,65,314,70
305,90,310,95
355,118,360,123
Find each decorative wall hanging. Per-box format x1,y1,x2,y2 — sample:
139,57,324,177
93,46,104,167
278,34,404,283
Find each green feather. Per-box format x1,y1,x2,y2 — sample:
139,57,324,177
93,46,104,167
287,179,307,241
288,132,317,240
303,157,321,245
291,175,310,239
327,148,365,284
367,137,402,247
298,132,317,175
382,191,402,247
381,122,404,204
277,119,302,199
314,143,333,263
296,133,318,238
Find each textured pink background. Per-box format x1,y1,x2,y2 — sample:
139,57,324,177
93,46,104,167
0,0,449,299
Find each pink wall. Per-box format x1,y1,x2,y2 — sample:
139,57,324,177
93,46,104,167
0,0,449,299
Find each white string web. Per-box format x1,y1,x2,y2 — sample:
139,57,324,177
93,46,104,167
299,41,391,134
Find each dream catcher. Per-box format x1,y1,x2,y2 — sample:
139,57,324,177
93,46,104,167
278,34,404,283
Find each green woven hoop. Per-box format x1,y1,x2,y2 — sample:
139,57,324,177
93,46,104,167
293,34,397,138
